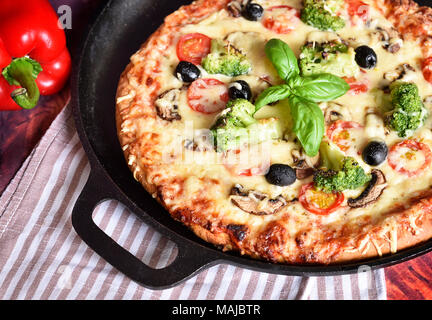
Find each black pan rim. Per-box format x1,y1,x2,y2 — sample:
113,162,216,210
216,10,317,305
71,0,432,284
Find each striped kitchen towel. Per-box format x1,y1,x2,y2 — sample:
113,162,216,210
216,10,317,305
0,104,387,300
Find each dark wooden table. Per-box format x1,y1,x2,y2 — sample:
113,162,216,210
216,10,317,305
0,0,431,300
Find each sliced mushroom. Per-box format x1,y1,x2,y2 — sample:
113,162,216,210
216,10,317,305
226,0,250,17
294,160,316,180
291,148,320,169
387,40,402,54
227,0,245,17
364,108,386,139
231,184,263,197
322,102,352,125
373,26,403,53
291,149,320,180
183,139,212,152
230,184,287,215
155,88,182,121
227,1,241,17
183,129,214,152
291,143,321,179
383,63,416,83
348,170,387,208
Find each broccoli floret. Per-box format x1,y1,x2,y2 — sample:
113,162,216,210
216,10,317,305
313,141,370,193
299,41,360,78
211,99,282,151
202,40,252,77
385,82,428,138
301,0,346,31
213,98,256,128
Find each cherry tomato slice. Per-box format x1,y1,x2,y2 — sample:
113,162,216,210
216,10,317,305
345,0,369,24
388,140,432,177
223,146,271,176
422,57,432,84
299,183,345,215
176,33,212,65
326,120,364,153
262,5,300,34
187,78,229,114
343,76,369,95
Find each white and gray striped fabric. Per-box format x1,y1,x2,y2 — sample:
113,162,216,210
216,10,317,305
0,105,387,300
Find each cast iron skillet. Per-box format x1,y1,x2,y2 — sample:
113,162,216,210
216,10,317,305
71,0,432,290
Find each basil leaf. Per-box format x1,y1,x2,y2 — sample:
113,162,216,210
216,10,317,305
265,39,299,82
254,84,291,111
288,95,325,157
290,73,350,102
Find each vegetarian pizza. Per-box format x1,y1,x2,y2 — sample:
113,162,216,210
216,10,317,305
116,0,432,264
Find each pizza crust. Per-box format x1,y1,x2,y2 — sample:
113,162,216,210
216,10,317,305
116,0,432,264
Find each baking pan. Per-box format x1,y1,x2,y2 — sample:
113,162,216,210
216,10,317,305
71,0,432,289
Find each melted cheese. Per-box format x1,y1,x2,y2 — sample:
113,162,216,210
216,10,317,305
144,0,432,233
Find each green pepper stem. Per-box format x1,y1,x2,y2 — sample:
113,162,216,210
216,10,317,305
7,59,40,109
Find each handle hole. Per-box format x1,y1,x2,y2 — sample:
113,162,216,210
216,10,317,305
92,200,178,269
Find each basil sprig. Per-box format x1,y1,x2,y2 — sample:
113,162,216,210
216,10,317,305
255,39,349,156
288,95,325,158
265,39,299,81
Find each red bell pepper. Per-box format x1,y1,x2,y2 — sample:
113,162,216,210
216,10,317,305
0,0,71,110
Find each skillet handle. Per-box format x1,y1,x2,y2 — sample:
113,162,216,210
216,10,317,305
71,170,218,290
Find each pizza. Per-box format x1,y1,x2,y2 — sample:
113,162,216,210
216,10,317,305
116,0,432,264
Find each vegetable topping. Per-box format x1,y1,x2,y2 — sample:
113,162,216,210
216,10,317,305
299,182,345,215
422,57,432,84
255,39,349,156
385,82,428,138
175,61,201,83
388,140,432,177
223,146,271,176
345,0,369,24
187,78,229,114
177,33,212,65
228,80,252,101
354,45,378,70
300,0,346,31
242,2,264,21
343,76,369,95
265,164,297,186
362,141,388,166
326,120,364,153
313,141,370,193
230,184,287,215
347,169,387,208
263,5,301,34
299,41,360,78
202,39,252,77
211,99,283,152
